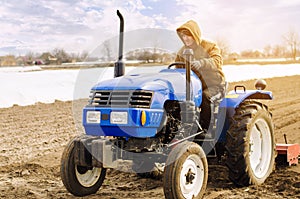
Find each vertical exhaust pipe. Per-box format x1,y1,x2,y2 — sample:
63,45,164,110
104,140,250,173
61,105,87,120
114,10,125,77
183,48,194,101
180,48,195,125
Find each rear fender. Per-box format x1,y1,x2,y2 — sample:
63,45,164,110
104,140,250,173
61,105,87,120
220,90,273,109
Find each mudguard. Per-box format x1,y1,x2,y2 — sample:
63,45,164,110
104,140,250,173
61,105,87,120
220,89,273,109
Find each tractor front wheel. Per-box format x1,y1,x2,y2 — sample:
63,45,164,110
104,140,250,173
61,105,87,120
60,137,106,196
163,141,208,199
226,101,276,186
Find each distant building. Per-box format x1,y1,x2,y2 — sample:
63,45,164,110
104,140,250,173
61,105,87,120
48,56,58,65
33,59,44,65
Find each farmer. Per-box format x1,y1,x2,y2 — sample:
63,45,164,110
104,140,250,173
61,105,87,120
175,20,226,130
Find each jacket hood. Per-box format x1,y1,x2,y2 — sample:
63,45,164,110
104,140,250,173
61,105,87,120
177,20,201,45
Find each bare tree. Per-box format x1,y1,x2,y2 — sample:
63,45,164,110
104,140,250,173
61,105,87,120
240,50,254,58
263,45,272,57
102,40,113,61
272,45,286,58
283,28,299,60
52,48,70,64
25,51,35,64
80,51,89,61
138,50,152,63
215,37,230,58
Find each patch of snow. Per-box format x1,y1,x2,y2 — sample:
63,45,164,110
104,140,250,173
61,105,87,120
0,66,42,73
0,64,299,108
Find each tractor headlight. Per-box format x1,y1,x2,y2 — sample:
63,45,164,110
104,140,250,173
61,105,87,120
86,111,101,124
110,111,128,124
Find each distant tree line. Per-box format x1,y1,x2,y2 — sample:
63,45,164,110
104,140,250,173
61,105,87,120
125,48,175,64
1,29,299,66
0,48,90,66
218,28,300,61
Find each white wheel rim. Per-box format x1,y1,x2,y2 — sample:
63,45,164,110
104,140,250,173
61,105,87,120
75,166,102,187
180,154,204,199
249,118,272,179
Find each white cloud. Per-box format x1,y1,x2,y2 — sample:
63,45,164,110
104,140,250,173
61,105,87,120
0,0,154,55
0,0,299,56
275,0,300,7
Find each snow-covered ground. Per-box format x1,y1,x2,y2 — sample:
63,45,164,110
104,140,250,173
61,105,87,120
1,64,300,108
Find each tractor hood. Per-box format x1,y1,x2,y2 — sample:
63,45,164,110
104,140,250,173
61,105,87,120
91,69,202,108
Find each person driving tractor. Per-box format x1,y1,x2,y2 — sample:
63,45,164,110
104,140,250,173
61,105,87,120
175,20,226,130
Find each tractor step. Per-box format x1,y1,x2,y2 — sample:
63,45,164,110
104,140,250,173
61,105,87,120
276,143,300,166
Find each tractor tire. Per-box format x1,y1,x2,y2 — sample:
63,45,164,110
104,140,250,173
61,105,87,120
60,136,106,196
163,141,208,199
225,100,276,186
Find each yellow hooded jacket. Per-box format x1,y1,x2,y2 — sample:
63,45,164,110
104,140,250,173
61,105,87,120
175,20,225,91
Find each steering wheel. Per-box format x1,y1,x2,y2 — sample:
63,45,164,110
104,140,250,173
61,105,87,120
167,62,185,69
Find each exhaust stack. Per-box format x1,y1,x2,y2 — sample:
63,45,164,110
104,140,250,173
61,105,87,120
114,10,125,78
183,48,194,101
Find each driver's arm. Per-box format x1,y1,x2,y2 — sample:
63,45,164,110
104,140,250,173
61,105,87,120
197,41,222,71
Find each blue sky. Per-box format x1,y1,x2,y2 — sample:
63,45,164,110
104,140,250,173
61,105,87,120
0,0,300,56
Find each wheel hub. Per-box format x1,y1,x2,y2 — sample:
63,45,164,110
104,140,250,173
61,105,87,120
185,168,195,184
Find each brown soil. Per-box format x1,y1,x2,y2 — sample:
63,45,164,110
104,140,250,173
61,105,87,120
0,75,299,199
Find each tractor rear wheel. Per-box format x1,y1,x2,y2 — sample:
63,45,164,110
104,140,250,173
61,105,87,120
60,137,106,196
225,101,276,186
163,141,208,199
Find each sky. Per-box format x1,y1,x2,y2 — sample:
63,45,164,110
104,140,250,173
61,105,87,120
0,0,300,56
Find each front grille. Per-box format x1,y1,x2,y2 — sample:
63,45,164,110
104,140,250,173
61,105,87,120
130,91,153,108
89,90,153,108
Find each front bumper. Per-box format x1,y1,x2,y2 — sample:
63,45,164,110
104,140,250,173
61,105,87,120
74,136,167,169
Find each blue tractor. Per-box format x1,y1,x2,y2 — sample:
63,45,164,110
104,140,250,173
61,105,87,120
61,11,276,199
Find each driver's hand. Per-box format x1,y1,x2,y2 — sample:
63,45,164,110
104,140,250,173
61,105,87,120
191,60,202,71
